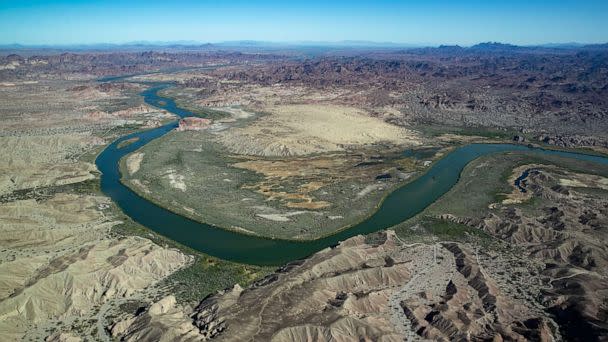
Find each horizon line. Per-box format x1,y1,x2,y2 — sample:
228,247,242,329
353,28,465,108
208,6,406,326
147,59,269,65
1,40,607,50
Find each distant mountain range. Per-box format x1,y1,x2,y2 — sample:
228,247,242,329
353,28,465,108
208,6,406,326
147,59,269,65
1,41,606,52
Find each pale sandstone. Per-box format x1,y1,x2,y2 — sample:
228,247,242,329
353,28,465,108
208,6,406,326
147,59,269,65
0,194,190,340
0,134,100,196
217,104,421,157
126,152,144,175
113,231,553,341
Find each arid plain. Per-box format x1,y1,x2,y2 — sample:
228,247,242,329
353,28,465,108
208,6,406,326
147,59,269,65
1,44,608,341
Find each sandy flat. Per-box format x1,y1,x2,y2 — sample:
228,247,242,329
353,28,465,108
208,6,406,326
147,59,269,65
217,104,421,156
126,152,144,175
559,172,608,190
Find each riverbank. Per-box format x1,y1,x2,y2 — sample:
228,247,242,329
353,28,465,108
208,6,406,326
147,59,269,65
98,100,608,265
118,128,436,241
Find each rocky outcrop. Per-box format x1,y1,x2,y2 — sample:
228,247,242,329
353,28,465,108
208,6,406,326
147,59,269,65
111,231,560,341
0,194,191,341
176,117,212,131
400,242,555,341
447,166,608,339
483,169,608,273
0,51,281,81
535,133,608,151
111,295,201,342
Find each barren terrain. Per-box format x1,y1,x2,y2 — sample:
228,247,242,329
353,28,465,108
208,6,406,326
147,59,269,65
1,45,607,341
0,62,271,340
113,230,557,341
122,128,437,239
112,153,608,341
217,104,420,157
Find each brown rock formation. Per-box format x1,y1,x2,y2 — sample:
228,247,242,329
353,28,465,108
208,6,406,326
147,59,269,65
445,167,608,339
176,117,212,131
112,232,558,341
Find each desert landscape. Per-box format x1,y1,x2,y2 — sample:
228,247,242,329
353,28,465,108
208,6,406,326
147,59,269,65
110,152,608,341
0,58,274,341
1,4,608,339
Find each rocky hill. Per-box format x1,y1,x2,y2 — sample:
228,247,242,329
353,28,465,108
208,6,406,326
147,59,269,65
188,47,608,136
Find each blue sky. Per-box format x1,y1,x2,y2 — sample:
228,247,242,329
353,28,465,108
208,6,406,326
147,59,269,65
0,0,606,45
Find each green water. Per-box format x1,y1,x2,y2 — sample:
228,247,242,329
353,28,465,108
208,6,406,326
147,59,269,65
96,83,608,265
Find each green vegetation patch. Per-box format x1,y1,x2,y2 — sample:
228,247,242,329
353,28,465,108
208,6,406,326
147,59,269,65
393,150,608,243
158,87,231,120
117,137,140,149
121,129,426,240
414,124,526,141
394,215,492,246
109,207,272,305
419,216,489,241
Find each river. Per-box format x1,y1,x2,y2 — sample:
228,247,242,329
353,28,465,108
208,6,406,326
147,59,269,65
95,83,608,265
